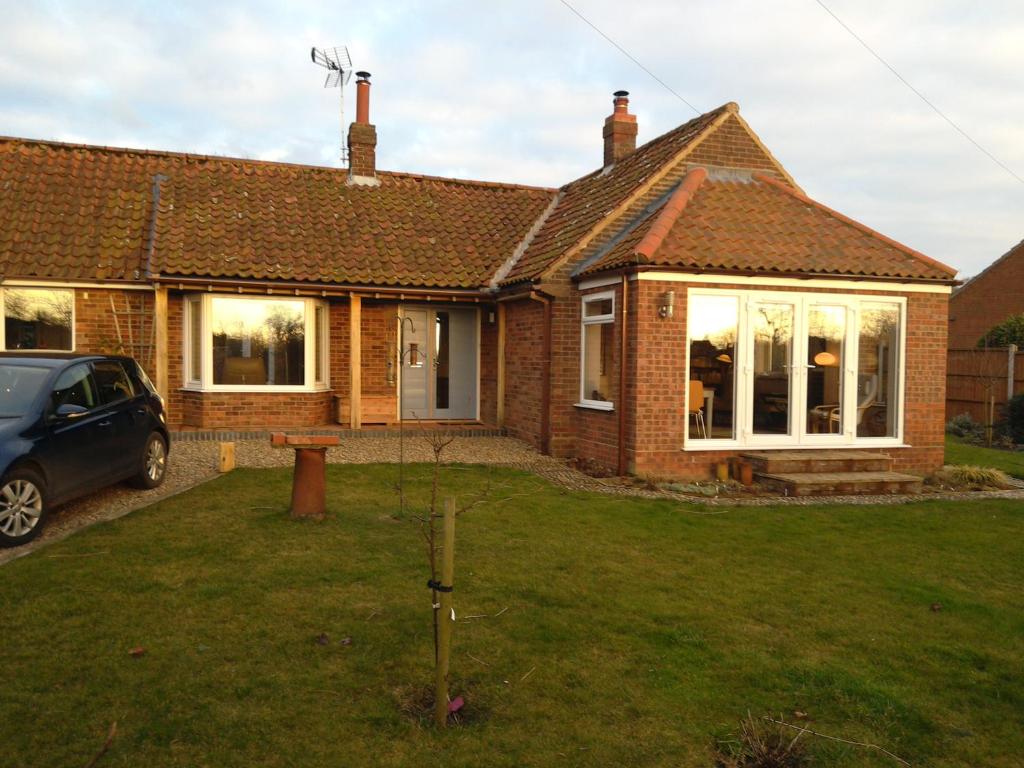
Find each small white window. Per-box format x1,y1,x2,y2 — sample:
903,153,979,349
1,287,74,351
579,291,615,410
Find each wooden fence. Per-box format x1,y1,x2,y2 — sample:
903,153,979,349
946,345,1024,424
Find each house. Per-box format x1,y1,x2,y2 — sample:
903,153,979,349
0,75,958,480
948,237,1024,348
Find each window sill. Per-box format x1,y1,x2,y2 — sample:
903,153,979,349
574,401,614,412
681,440,910,452
180,385,332,394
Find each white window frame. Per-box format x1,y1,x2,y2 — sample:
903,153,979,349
182,293,329,393
0,286,76,352
684,287,906,450
577,290,616,411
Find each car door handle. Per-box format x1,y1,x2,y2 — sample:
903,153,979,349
98,420,113,427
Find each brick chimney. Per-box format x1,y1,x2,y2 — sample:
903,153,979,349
347,71,377,183
603,90,637,167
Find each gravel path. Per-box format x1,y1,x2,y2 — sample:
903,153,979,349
4,435,1022,565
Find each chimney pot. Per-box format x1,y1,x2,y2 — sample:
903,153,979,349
603,89,638,167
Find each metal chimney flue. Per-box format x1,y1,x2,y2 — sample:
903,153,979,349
355,71,371,124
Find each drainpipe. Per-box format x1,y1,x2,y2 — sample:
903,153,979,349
528,291,553,455
617,274,629,475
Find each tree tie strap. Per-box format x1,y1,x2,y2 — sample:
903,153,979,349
427,579,454,593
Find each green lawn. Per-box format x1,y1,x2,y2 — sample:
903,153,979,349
2,465,1022,767
946,435,1024,478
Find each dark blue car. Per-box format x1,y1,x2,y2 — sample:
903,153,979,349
0,353,170,547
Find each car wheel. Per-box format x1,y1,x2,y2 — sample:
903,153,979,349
0,468,48,548
131,432,168,490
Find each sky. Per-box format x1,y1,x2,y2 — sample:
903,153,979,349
1,0,1022,278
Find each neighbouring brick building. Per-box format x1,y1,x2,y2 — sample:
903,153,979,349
948,237,1024,348
1,75,958,478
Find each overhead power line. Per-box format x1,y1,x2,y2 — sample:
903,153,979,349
814,0,1024,186
556,0,701,114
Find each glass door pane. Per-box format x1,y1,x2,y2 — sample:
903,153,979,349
751,303,793,435
857,304,900,437
805,305,847,435
434,311,450,410
400,309,430,419
687,294,739,440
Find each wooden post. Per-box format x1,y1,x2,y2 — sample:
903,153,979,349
988,393,996,447
496,304,506,427
153,286,169,402
218,442,235,473
1009,344,1018,402
350,294,362,429
434,497,456,728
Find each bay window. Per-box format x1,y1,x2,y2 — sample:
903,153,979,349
579,291,615,410
184,295,328,391
1,287,74,351
686,288,904,447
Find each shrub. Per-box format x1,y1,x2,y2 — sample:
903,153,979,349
715,714,809,768
978,313,1024,348
946,412,984,440
1005,394,1024,444
928,465,1013,491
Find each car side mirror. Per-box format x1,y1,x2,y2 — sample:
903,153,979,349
54,403,89,420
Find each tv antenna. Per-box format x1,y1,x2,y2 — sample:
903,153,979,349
311,45,354,163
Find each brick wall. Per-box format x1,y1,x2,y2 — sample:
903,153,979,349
686,114,786,178
567,283,624,469
900,290,949,473
178,389,332,428
503,298,545,449
479,308,499,426
948,242,1023,348
74,288,155,366
328,299,351,422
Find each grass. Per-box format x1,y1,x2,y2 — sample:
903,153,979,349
945,435,1024,478
2,464,1022,767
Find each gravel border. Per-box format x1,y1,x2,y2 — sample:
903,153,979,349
4,436,1022,565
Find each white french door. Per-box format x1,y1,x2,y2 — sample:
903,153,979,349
687,289,904,449
743,296,855,446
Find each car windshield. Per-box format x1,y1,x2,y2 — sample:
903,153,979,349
0,364,51,418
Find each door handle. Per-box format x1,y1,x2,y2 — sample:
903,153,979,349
98,420,113,427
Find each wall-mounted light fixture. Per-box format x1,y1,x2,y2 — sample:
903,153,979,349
813,351,838,367
658,290,675,319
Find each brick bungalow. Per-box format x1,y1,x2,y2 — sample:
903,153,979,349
0,75,958,479
948,237,1024,348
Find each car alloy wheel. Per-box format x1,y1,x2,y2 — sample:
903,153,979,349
0,479,44,539
146,438,167,483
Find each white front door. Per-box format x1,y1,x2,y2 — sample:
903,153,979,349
400,307,478,420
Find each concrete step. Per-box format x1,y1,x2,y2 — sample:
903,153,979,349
755,470,923,497
741,450,892,474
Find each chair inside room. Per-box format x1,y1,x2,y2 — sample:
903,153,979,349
687,379,706,439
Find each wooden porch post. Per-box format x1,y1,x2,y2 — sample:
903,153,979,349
350,293,362,429
154,285,169,403
496,303,506,427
